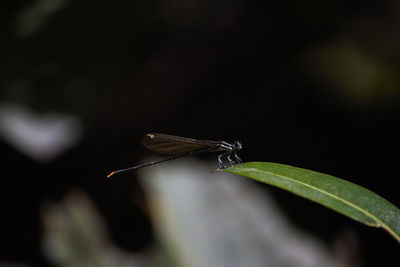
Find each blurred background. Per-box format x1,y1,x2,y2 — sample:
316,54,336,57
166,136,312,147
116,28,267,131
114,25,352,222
1,0,400,266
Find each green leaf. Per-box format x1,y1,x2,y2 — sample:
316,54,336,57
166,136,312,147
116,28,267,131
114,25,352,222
223,162,400,243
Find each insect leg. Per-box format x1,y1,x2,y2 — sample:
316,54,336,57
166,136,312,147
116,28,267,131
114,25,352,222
227,153,236,166
234,152,242,163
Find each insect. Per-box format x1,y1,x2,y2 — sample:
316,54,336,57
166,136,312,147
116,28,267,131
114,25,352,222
107,133,242,178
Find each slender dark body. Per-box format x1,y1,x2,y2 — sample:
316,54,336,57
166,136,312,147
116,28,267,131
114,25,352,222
107,133,242,178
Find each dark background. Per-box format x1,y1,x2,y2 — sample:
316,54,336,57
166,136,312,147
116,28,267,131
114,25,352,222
1,0,400,266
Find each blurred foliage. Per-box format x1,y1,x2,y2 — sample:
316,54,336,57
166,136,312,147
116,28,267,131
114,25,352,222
41,191,150,267
303,41,400,108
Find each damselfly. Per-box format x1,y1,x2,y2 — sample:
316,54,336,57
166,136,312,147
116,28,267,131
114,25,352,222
107,133,242,178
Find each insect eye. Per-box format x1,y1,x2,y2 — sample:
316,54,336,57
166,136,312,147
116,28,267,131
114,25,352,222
234,141,242,150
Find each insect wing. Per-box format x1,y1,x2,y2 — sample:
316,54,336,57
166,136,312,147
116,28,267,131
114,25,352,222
141,133,218,155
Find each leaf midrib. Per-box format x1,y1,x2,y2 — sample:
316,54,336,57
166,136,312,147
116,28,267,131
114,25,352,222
235,167,390,230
